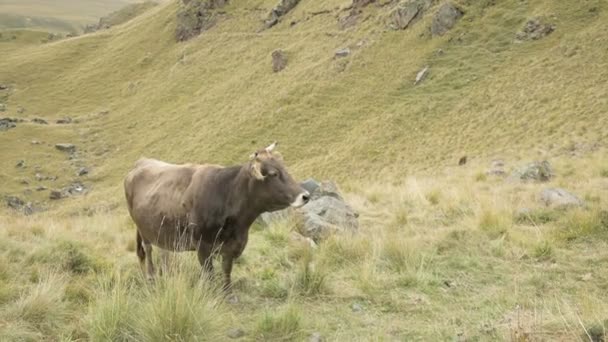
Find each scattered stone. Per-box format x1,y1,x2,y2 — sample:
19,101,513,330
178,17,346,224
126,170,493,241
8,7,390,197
36,185,47,191
0,117,17,131
175,0,229,42
55,143,76,152
5,196,38,215
309,332,324,342
49,190,64,200
540,188,584,209
35,173,57,181
16,160,25,168
0,104,6,112
271,49,288,72
65,182,86,195
77,167,89,176
431,2,464,36
352,303,364,312
458,156,467,166
388,0,433,30
20,179,29,185
335,48,351,58
17,107,25,114
415,66,429,85
511,160,553,182
581,273,592,282
32,118,48,125
265,0,300,29
516,17,555,41
56,117,73,124
227,328,246,339
31,140,41,145
436,48,444,55
486,159,506,176
0,84,7,90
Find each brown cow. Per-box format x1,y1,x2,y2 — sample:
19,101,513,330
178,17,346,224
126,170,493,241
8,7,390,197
123,142,310,292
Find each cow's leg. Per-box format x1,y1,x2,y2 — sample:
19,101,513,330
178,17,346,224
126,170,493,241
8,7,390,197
143,242,155,281
196,241,214,281
136,230,146,275
221,254,234,292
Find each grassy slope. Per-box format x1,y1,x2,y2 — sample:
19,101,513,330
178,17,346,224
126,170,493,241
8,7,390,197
0,0,144,32
1,0,608,340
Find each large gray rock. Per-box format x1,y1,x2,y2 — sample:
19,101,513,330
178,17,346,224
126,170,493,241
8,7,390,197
298,196,359,241
0,118,17,131
265,0,300,29
540,188,584,209
511,161,553,182
55,143,76,152
431,2,463,36
388,0,433,30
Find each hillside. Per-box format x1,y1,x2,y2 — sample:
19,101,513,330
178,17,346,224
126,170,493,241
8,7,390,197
1,0,608,340
0,0,146,33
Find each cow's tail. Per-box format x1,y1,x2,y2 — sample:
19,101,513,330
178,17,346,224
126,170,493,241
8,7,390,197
136,230,145,266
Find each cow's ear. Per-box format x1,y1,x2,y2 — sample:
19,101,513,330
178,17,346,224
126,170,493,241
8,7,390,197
250,159,265,180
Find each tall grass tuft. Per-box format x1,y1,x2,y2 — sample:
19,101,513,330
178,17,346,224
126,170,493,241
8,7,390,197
256,305,303,340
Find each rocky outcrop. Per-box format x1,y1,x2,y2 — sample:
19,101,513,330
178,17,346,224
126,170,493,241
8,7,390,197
540,188,584,209
511,161,553,182
516,17,555,41
388,0,433,30
430,2,463,36
265,0,300,29
176,0,229,41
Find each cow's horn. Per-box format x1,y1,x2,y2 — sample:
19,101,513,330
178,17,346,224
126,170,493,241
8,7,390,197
265,141,278,152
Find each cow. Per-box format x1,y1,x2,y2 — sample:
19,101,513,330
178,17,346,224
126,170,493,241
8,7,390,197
123,142,310,293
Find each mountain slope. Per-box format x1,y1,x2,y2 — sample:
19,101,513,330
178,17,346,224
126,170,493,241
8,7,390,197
0,0,606,211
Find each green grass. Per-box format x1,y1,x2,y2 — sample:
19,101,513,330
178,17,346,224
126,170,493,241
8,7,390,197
0,0,608,340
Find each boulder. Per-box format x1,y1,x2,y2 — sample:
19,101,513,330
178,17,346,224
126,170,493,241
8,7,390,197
271,49,288,72
175,0,228,41
55,143,76,153
430,2,463,36
516,17,555,41
540,188,584,209
56,117,73,124
265,0,300,28
388,0,433,30
511,161,553,182
300,178,320,194
77,167,89,176
0,117,17,131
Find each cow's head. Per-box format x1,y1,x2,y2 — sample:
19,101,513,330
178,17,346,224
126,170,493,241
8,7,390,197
249,142,310,212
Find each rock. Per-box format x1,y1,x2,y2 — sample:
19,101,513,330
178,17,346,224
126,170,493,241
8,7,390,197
335,48,351,58
49,190,64,200
388,0,433,30
36,185,47,191
511,161,553,182
6,196,25,209
227,328,245,339
17,107,25,114
0,104,6,112
56,117,72,124
300,178,320,194
265,0,300,28
32,118,48,125
16,160,25,168
352,303,364,312
35,173,57,181
415,66,429,85
271,49,288,72
20,179,29,185
309,332,324,342
540,188,584,209
0,117,17,131
486,159,506,176
458,156,467,166
77,167,89,176
431,2,463,36
65,182,86,195
581,273,592,282
55,143,76,152
0,84,7,90
516,17,555,41
31,140,41,145
310,180,344,201
175,0,228,42
298,196,359,241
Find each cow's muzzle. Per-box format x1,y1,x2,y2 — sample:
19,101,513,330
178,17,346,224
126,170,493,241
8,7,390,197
290,191,310,208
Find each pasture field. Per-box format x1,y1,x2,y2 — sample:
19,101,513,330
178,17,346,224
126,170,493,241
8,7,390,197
0,0,607,340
